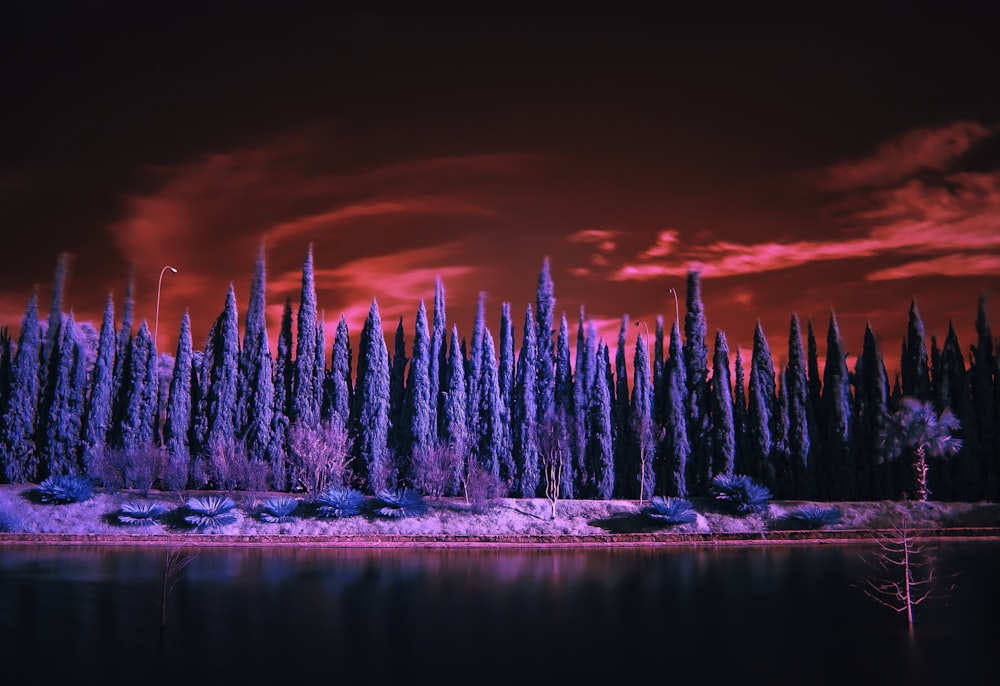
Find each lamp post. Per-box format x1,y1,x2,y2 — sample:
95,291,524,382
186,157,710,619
154,266,177,352
666,288,680,330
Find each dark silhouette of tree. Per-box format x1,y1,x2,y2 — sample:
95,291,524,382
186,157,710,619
429,275,447,440
683,269,711,495
588,339,615,499
879,397,962,501
613,315,632,497
270,297,295,486
38,252,71,406
821,311,854,501
784,314,812,498
970,294,996,500
733,347,749,478
901,298,931,402
747,320,776,493
352,298,391,492
163,310,193,490
82,294,116,475
443,324,468,493
388,316,408,456
498,301,515,490
654,315,666,428
513,304,539,497
110,272,135,441
853,322,891,500
631,326,655,501
2,291,42,483
237,245,274,466
571,309,592,496
293,244,320,428
711,329,735,480
661,321,690,497
806,318,823,442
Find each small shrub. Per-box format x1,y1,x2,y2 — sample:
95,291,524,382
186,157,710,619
462,461,505,513
37,474,95,504
374,488,428,519
710,473,772,515
259,497,300,523
183,495,238,531
642,496,697,525
313,486,365,518
118,500,168,526
787,504,843,529
0,509,22,533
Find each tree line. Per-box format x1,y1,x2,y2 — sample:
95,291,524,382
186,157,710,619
1,246,996,502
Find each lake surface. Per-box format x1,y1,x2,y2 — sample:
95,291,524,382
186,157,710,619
1,542,996,685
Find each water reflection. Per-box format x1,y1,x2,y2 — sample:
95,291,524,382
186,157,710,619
0,543,996,685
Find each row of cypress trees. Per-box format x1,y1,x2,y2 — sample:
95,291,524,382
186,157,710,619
0,247,996,502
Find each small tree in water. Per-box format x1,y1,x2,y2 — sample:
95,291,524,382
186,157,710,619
878,397,962,501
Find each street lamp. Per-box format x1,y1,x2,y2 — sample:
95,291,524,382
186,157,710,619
154,265,177,352
666,288,680,330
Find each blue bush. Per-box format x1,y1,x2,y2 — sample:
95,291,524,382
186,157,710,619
642,496,697,525
314,487,364,518
259,497,300,523
183,495,238,530
118,500,168,526
787,504,842,529
38,474,95,504
710,473,772,515
374,488,428,519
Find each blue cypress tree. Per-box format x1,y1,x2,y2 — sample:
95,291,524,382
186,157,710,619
430,275,447,439
404,301,434,459
0,328,11,432
238,245,274,465
293,244,320,428
41,312,86,477
38,252,70,407
711,329,735,480
111,273,135,439
806,318,823,452
352,298,391,492
164,310,194,489
443,324,468,492
535,258,556,426
653,315,666,427
682,269,711,495
773,375,792,498
513,304,539,497
498,301,515,489
120,320,158,457
661,321,690,498
821,311,853,500
784,314,813,499
2,291,42,483
388,316,408,455
466,291,486,428
588,340,615,500
571,308,592,496
82,293,116,475
326,314,353,429
613,315,632,497
314,311,326,424
901,297,932,402
631,327,655,500
270,297,295,484
206,286,240,454
733,347,749,476
474,328,507,485
747,320,777,493
555,311,575,498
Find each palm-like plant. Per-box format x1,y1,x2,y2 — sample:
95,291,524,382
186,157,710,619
37,474,94,504
183,495,238,530
878,397,962,502
642,496,697,525
786,504,842,529
258,497,300,523
118,500,168,526
710,473,772,515
313,486,365,518
374,487,428,518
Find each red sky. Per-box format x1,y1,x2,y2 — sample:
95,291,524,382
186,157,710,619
2,3,999,382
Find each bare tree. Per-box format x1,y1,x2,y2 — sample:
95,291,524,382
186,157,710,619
411,441,463,497
857,515,955,635
287,420,354,494
539,415,565,520
160,548,195,632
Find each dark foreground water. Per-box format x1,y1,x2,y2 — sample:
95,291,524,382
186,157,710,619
0,542,997,685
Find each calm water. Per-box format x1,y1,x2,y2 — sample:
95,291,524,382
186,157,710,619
0,542,997,685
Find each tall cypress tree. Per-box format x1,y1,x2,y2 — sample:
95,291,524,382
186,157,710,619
270,297,295,481
352,298,391,492
2,291,42,483
852,322,890,500
613,315,632,497
661,321,689,497
238,245,274,465
901,297,932,402
38,252,70,407
41,312,85,478
0,328,11,424
821,311,853,500
555,311,575,498
710,329,735,480
430,276,447,440
404,301,434,459
82,293,116,475
535,257,556,425
164,310,194,489
111,272,135,439
588,340,615,499
498,301,515,489
571,308,592,496
971,295,996,500
207,286,240,455
806,318,823,437
293,244,319,428
120,320,158,458
653,315,666,428
475,328,508,486
683,269,711,495
733,347,749,477
388,316,408,455
784,314,812,498
466,291,486,429
513,304,539,497
631,327,655,500
326,314,353,429
443,324,468,492
747,321,776,491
